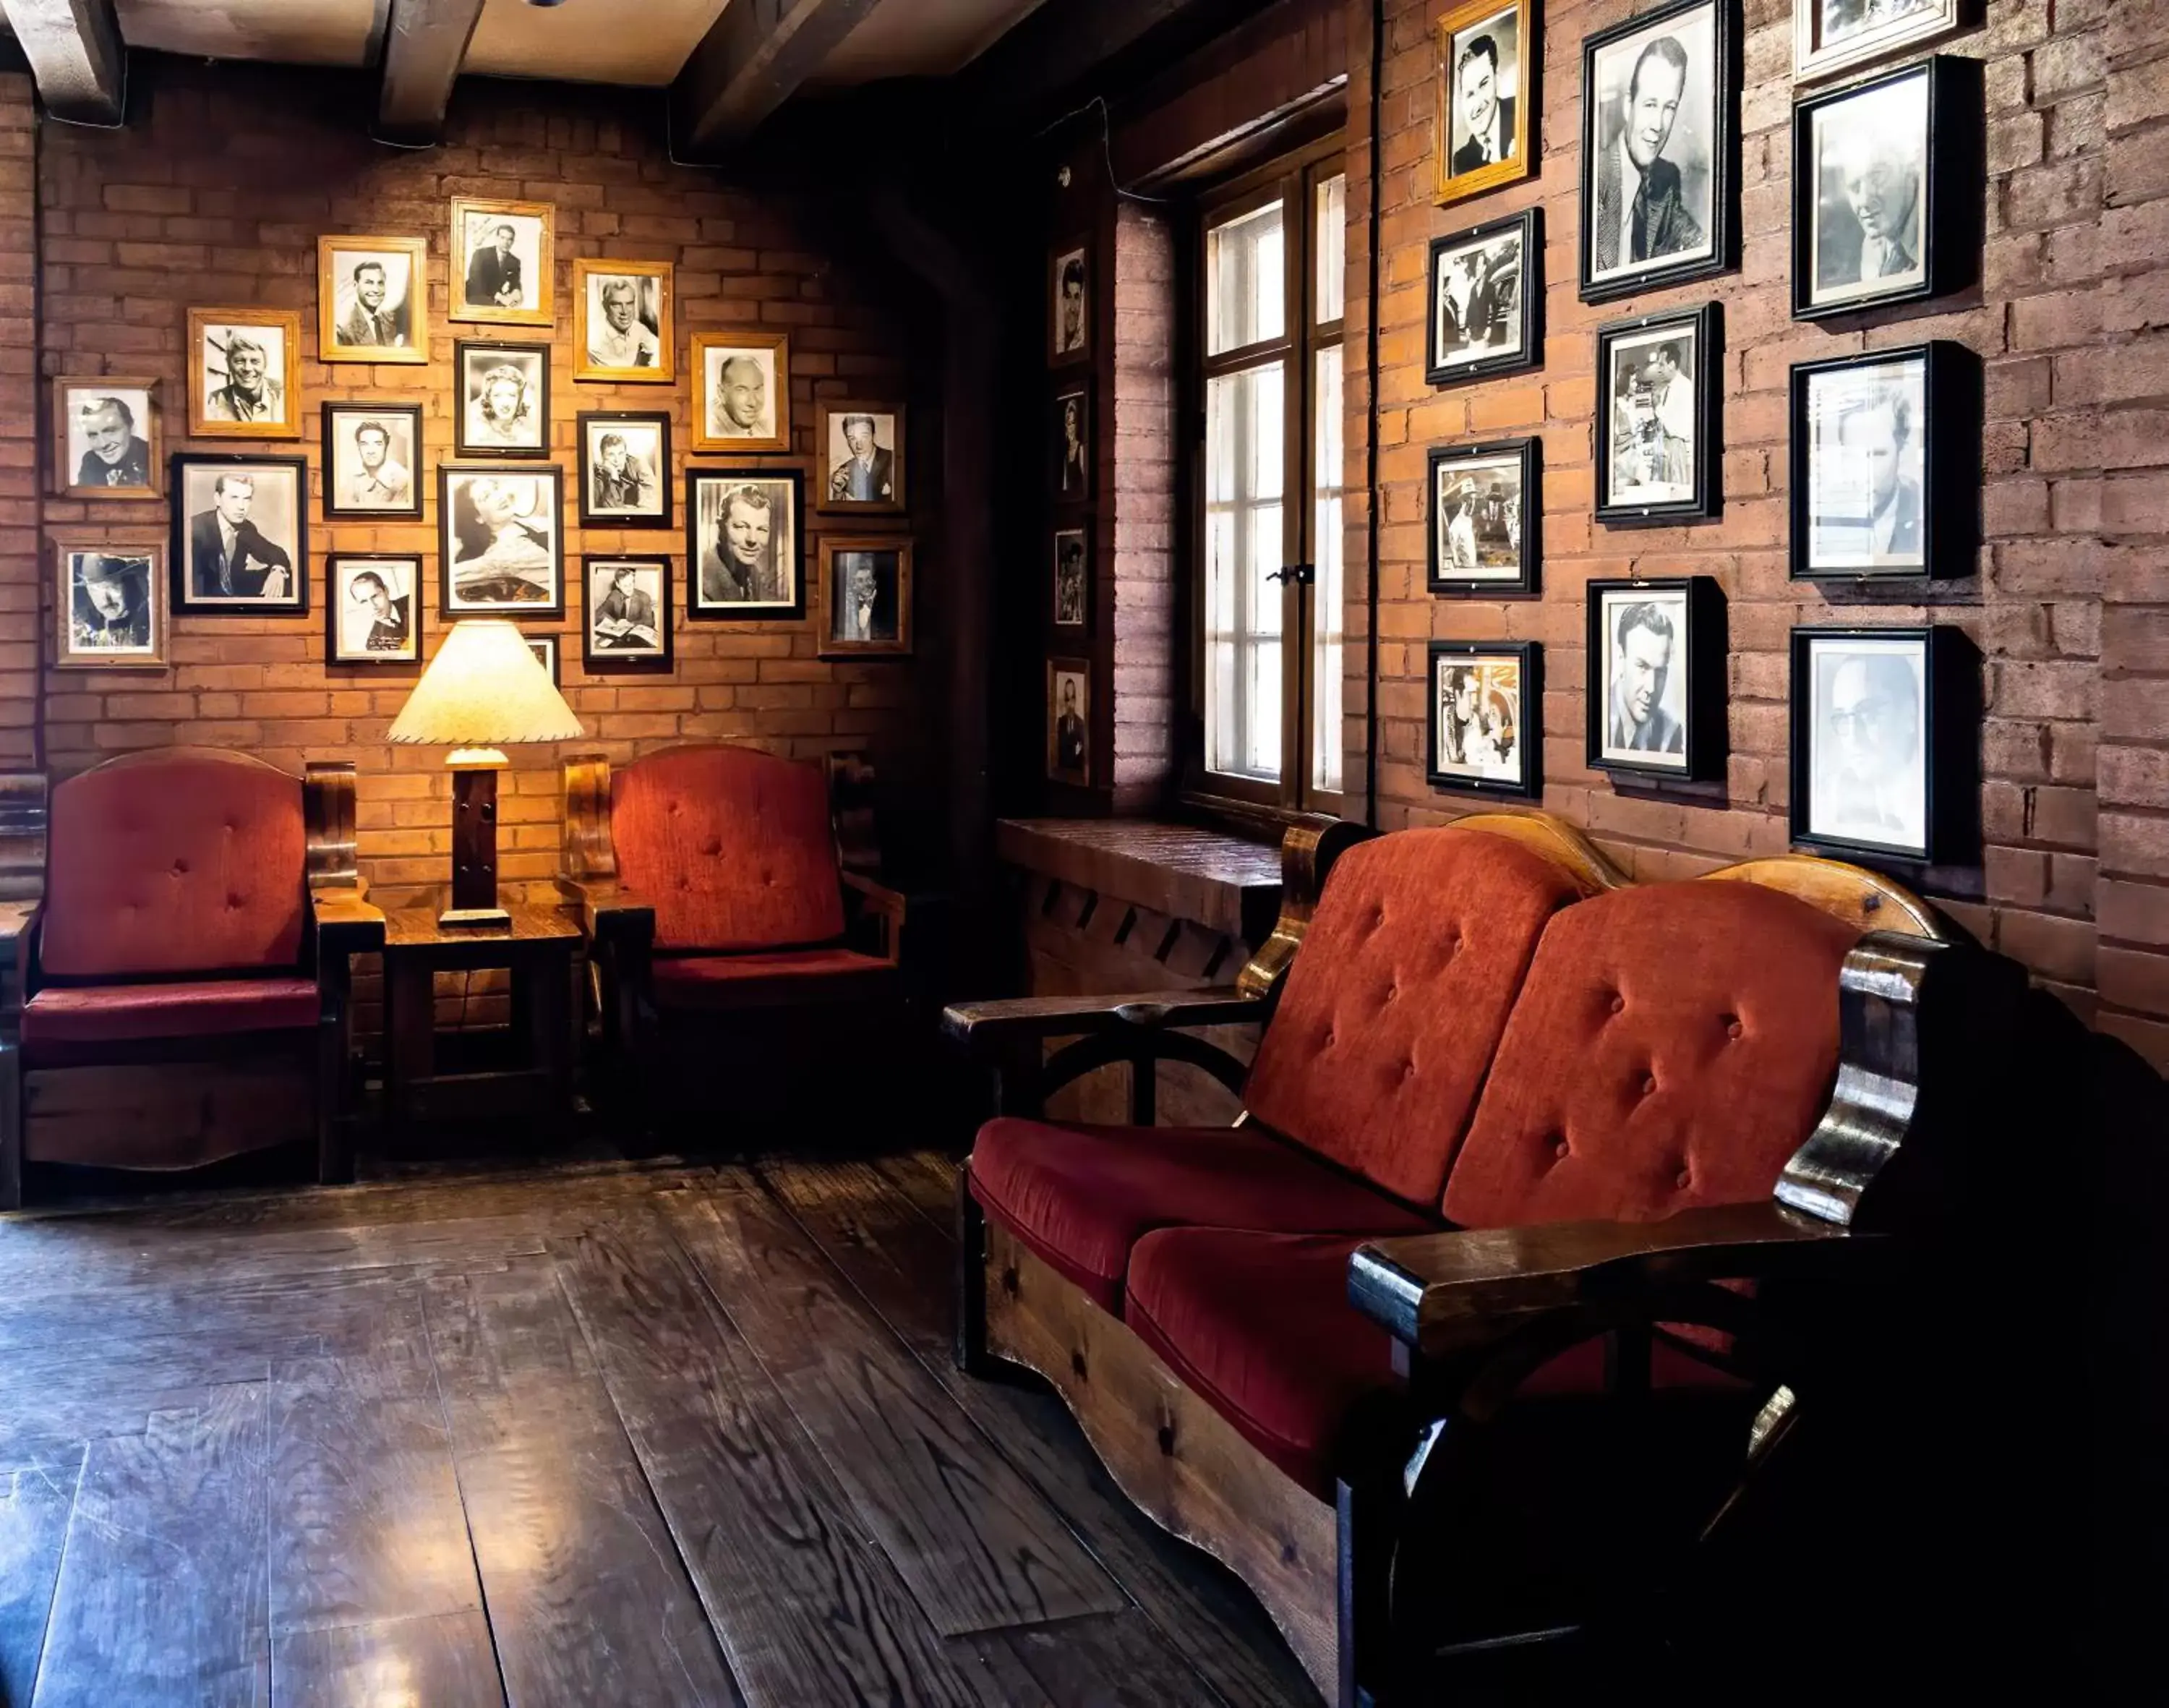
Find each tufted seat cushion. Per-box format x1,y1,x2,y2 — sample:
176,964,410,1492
1442,881,1860,1229
652,947,895,1009
610,745,846,954
1242,828,1586,1206
970,1118,1434,1312
20,976,322,1064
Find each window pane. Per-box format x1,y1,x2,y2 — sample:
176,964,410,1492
1205,358,1287,781
1315,174,1346,325
1312,341,1345,794
1206,199,1286,356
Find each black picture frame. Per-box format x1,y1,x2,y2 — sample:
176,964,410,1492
576,411,672,529
1593,301,1722,526
1584,576,1727,782
454,339,551,459
1426,639,1541,798
1427,437,1540,595
437,464,565,618
325,552,423,665
1426,207,1542,387
320,402,424,519
580,555,673,673
1789,624,1977,867
1792,56,1980,323
1051,384,1092,503
1789,341,1978,582
524,633,560,686
1578,0,1738,304
1052,521,1092,633
169,452,310,615
684,466,807,623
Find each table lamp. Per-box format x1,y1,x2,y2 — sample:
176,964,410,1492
388,618,585,928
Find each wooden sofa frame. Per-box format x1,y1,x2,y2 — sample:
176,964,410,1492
946,811,2011,1702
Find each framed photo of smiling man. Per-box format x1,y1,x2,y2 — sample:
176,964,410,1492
1585,577,1726,781
1434,0,1536,205
54,377,160,499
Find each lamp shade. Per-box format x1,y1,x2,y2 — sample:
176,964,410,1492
388,619,585,747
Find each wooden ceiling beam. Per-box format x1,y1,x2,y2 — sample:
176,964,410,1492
375,0,487,149
670,0,887,158
4,0,124,127
960,0,1280,129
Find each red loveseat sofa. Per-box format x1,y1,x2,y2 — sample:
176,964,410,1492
947,814,2015,1702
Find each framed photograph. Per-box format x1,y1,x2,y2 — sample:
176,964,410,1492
317,235,427,364
1434,0,1537,206
1792,342,1977,581
1578,0,1734,303
451,197,553,327
326,554,422,665
1048,659,1091,785
1595,302,1721,525
581,556,672,672
322,403,422,518
690,330,790,453
1428,438,1539,594
1585,578,1727,781
578,411,671,528
686,469,804,620
1052,525,1090,631
54,377,160,499
456,342,549,458
821,539,912,659
1427,641,1540,798
1794,57,1975,320
1051,385,1092,501
1796,0,1967,83
573,259,673,383
171,454,307,613
187,309,300,440
1051,242,1089,365
819,405,905,514
1792,625,1973,863
439,466,564,615
524,633,560,684
1427,208,1540,385
54,541,163,667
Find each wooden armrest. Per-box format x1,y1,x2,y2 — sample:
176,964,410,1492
839,868,907,923
312,890,386,960
1350,1202,1880,1359
941,986,1267,1051
555,876,655,944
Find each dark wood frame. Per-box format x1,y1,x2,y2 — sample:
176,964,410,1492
1593,301,1723,526
321,401,425,519
316,233,430,366
1577,0,1739,304
572,257,676,385
818,538,912,659
1433,0,1539,207
1426,437,1539,595
1051,521,1092,635
1792,56,1979,322
1426,639,1541,798
1794,0,1969,82
52,374,161,500
1051,383,1092,503
580,555,675,673
455,341,552,459
1049,236,1091,367
1425,207,1542,388
325,552,424,666
1584,576,1727,782
576,410,674,528
684,467,807,622
816,402,907,515
51,537,166,669
1790,341,1977,581
438,463,566,618
1047,657,1092,786
170,453,311,615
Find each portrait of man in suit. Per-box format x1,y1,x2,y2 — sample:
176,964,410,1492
1051,671,1089,779
1587,6,1716,288
826,412,899,507
1808,363,1927,573
695,478,797,611
466,221,524,310
69,393,153,492
334,259,408,351
339,565,414,659
1447,14,1518,177
1809,73,1929,307
1603,597,1687,763
187,471,295,602
1810,641,1927,853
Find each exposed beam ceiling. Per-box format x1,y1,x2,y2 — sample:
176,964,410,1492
959,0,1278,128
4,0,125,125
670,0,888,156
375,0,485,147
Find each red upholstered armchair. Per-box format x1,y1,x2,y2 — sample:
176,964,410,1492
0,748,385,1208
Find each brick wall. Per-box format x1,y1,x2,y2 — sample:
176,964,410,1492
0,72,36,768
1351,0,2169,1066
1109,200,1178,808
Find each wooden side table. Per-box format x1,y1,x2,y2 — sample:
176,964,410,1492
381,902,581,1142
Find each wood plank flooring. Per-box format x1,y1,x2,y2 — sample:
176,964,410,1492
0,1156,1320,1707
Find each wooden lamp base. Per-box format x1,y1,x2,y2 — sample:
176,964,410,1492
442,748,511,928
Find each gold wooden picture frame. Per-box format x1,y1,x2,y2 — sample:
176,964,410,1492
53,376,161,499
54,538,166,668
187,307,302,440
690,330,791,453
450,197,555,327
1434,0,1536,206
819,538,913,659
317,234,429,364
573,258,675,383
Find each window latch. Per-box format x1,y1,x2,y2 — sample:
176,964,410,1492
1267,563,1316,587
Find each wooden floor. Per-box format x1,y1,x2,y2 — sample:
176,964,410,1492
0,1151,1321,1707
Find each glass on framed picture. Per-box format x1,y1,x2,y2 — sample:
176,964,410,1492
583,556,672,671
1051,244,1090,363
1048,660,1091,784
172,454,308,611
1802,351,1928,575
1797,629,1933,858
1797,59,1940,317
686,469,803,619
691,331,789,453
54,377,158,498
1435,0,1536,205
574,259,673,382
1596,303,1720,524
1593,584,1688,770
323,403,422,518
440,466,564,615
317,235,427,364
1429,439,1536,594
1426,209,1539,385
578,412,669,526
451,197,553,325
821,540,911,659
55,542,163,667
457,342,549,457
1428,641,1540,797
189,309,300,438
328,555,421,665
820,405,904,513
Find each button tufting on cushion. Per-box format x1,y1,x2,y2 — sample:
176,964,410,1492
1610,994,1626,1015
1641,1074,1658,1096
1552,1136,1570,1161
1724,1015,1744,1040
1674,1166,1693,1190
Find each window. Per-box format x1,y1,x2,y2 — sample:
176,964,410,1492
1193,143,1346,813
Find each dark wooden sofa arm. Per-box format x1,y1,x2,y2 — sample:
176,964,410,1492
840,868,907,962
312,890,386,965
554,875,656,946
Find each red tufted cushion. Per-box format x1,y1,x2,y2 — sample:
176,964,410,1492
651,947,894,1008
1243,829,1585,1207
969,1117,1434,1312
40,754,307,980
610,746,847,954
1442,882,1860,1229
20,975,321,1063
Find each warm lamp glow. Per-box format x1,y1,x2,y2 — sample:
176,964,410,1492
389,619,584,748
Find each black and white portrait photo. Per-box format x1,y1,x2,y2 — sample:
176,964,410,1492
1580,0,1728,301
1435,0,1533,204
1800,351,1927,575
821,541,911,658
1796,628,1935,858
575,260,672,383
173,456,307,612
1048,661,1090,783
1429,439,1536,593
1596,304,1719,523
451,198,552,326
54,378,158,499
526,634,560,684
688,470,803,620
457,343,549,458
189,310,299,439
323,403,422,519
1053,388,1091,499
821,406,905,513
327,555,420,665
1427,210,1539,384
582,557,672,671
692,333,789,453
317,236,427,364
1798,61,1935,316
1587,577,1723,779
440,467,563,615
1051,245,1089,364
54,542,163,667
1053,527,1088,628
1428,643,1539,797
1795,0,1960,82
578,413,669,527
